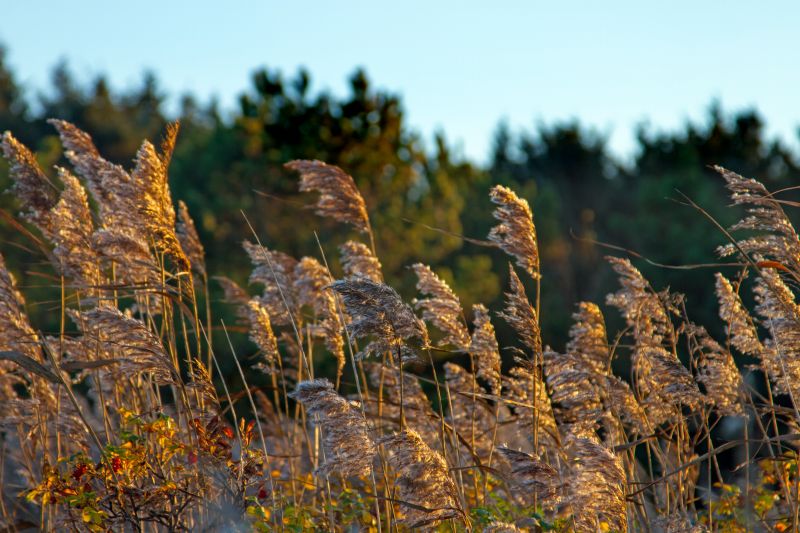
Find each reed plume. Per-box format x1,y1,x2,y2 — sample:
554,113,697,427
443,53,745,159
496,446,559,506
330,277,428,360
246,299,280,374
715,165,800,272
469,304,502,395
68,307,176,385
444,362,498,460
753,267,800,400
286,160,371,234
339,240,382,282
689,324,743,416
133,130,190,271
488,185,540,280
606,256,675,347
564,434,627,533
1,131,58,232
715,272,764,356
378,428,463,528
290,379,375,477
498,265,542,359
364,363,440,442
503,363,559,451
294,257,344,377
243,240,298,326
49,168,103,293
636,345,704,425
176,200,206,277
412,263,470,351
566,302,610,375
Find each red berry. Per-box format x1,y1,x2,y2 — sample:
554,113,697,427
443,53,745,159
257,487,268,500
71,464,88,480
111,457,123,473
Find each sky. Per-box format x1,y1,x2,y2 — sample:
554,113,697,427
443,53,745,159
1,1,798,163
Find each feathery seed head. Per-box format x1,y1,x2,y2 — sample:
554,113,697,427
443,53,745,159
339,240,382,282
498,265,542,359
378,428,463,528
412,263,470,351
470,304,502,395
290,379,375,478
488,185,540,280
330,277,428,360
286,160,371,233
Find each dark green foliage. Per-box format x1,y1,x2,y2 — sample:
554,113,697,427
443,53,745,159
2,48,800,359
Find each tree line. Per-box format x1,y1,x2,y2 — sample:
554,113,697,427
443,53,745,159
2,45,799,361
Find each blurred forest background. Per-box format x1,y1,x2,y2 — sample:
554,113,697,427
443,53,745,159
2,45,800,372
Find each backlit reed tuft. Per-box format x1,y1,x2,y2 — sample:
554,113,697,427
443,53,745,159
177,200,206,277
286,159,371,234
246,299,280,374
564,434,627,533
496,446,559,506
469,304,502,395
412,263,470,351
715,165,800,272
290,379,375,477
715,272,764,356
378,428,463,529
243,240,298,326
330,277,427,360
689,324,743,416
498,265,542,359
294,257,345,377
488,185,540,280
339,240,382,282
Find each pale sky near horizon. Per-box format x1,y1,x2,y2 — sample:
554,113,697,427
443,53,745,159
1,1,798,163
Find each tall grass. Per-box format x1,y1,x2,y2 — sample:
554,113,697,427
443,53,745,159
0,121,799,531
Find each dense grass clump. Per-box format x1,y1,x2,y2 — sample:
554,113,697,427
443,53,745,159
1,122,800,531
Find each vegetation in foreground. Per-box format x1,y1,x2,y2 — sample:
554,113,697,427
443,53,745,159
0,120,799,531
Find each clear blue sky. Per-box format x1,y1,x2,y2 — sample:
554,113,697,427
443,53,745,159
2,1,798,163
